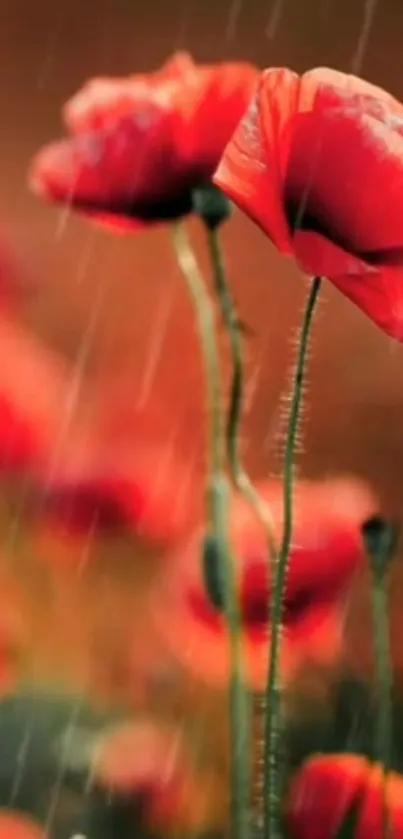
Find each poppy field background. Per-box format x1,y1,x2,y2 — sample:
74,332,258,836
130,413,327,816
0,0,402,838
1,0,403,507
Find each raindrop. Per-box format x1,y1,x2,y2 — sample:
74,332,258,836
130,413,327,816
265,0,285,39
351,0,378,75
225,0,243,41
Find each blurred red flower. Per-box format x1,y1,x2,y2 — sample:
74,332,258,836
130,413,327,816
92,720,219,834
148,476,378,690
0,313,95,479
214,67,403,340
29,52,258,231
0,811,46,839
286,754,403,839
0,395,36,471
35,448,199,547
0,308,198,548
32,399,201,548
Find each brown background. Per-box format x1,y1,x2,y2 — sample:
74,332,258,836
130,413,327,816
0,0,402,513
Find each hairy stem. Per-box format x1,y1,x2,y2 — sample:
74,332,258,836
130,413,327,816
173,222,251,839
206,225,281,838
264,276,322,839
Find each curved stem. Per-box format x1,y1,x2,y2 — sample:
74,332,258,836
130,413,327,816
264,276,322,839
173,224,223,480
206,226,278,559
172,222,251,839
206,225,280,839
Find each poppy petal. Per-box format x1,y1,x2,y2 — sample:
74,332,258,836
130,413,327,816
36,442,198,547
0,812,46,839
293,230,376,279
330,264,403,340
295,230,403,338
286,755,370,839
214,68,299,253
286,83,403,254
31,53,258,228
149,477,377,688
287,755,403,839
304,68,403,116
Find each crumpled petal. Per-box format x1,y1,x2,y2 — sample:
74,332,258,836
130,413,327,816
30,52,259,229
286,755,403,839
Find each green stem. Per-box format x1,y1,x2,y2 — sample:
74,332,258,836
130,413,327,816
173,223,223,482
206,226,278,560
362,517,396,839
206,225,280,838
371,573,393,839
211,472,252,839
206,226,242,475
172,222,251,839
264,276,322,839
371,581,392,773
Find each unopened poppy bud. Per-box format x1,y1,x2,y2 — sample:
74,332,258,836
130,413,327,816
192,184,231,229
202,533,225,611
361,515,399,578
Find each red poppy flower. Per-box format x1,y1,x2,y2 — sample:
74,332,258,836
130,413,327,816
286,754,403,839
214,67,403,340
29,52,258,231
91,721,217,834
34,432,199,548
148,476,378,690
0,811,46,839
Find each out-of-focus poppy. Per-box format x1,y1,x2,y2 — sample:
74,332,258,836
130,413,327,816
29,52,258,231
33,436,200,548
286,754,403,839
91,720,223,834
0,315,199,548
214,67,403,340
0,811,46,839
149,477,378,689
0,396,36,472
0,313,96,479
0,242,75,473
31,394,201,548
